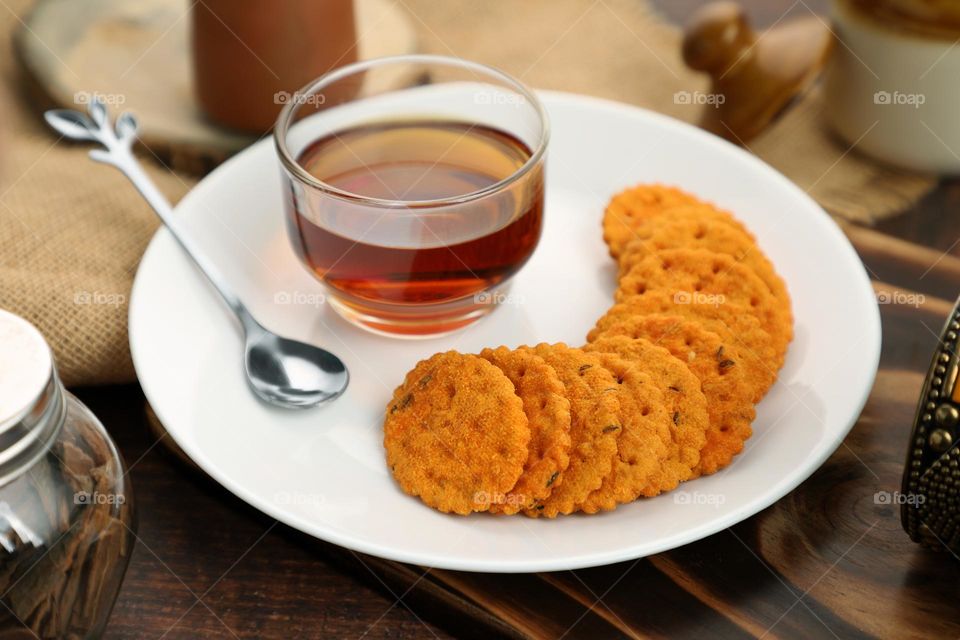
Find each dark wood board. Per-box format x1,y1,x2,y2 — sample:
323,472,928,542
109,228,960,639
84,112,958,638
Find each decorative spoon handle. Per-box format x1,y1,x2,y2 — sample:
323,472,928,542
44,96,349,409
44,97,251,325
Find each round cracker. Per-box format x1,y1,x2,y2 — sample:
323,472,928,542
594,315,755,476
615,248,792,362
384,352,529,515
602,186,755,259
579,353,672,513
479,347,573,514
589,293,779,401
584,336,709,494
616,211,789,307
602,184,706,258
520,344,622,517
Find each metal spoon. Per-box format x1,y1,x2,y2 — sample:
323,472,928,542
45,98,348,409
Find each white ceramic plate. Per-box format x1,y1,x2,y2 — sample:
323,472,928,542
129,91,881,572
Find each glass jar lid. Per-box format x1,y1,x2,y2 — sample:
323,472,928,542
0,309,64,486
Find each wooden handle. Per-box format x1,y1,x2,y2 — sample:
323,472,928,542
682,1,754,77
681,1,832,144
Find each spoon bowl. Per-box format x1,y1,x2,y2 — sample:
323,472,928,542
244,329,349,409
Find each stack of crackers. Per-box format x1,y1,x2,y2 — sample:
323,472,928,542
383,184,793,517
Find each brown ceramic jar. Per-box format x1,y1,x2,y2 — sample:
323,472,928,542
191,0,358,132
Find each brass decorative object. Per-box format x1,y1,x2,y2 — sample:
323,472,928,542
902,298,960,551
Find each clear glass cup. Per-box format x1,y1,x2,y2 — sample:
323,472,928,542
274,54,549,337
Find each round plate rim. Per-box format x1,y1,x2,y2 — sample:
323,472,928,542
129,89,882,572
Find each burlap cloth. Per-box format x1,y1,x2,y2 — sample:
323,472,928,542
0,0,935,387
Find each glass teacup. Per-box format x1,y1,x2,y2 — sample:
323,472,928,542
274,55,549,337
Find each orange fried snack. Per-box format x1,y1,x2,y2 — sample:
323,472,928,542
602,184,707,258
590,293,779,401
381,181,795,518
579,353,671,513
520,344,622,517
384,352,530,515
593,315,755,476
615,248,793,365
584,336,708,493
479,347,572,514
616,210,788,308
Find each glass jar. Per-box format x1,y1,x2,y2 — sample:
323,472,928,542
0,309,135,638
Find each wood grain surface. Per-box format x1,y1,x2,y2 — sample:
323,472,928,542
87,183,960,640
61,0,960,637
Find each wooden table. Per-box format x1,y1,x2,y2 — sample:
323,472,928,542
74,1,960,637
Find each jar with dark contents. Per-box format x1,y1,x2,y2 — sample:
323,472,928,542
0,309,135,638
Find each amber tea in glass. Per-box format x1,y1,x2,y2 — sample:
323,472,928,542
275,55,548,337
